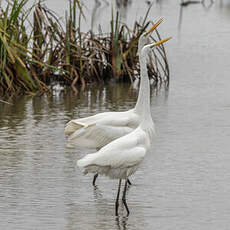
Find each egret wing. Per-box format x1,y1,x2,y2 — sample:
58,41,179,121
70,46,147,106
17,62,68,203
66,123,134,149
65,110,136,135
66,110,139,149
90,129,147,167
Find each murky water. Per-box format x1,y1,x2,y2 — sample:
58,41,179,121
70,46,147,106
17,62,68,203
1,1,230,229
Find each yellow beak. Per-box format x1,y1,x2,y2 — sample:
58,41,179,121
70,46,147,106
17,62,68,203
151,37,172,47
144,18,163,36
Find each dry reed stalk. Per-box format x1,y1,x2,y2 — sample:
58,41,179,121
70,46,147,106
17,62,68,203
0,0,170,96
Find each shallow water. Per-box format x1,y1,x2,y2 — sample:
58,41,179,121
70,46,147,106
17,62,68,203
1,1,230,229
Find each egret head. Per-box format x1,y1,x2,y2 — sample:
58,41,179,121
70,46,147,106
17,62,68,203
141,37,172,57
137,18,163,56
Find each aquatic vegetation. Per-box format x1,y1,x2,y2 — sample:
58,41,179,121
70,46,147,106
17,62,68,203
0,0,36,94
0,0,169,97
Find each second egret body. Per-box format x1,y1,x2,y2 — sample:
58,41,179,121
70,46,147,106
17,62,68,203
77,38,171,216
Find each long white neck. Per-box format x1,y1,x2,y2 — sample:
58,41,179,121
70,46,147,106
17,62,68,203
134,50,152,123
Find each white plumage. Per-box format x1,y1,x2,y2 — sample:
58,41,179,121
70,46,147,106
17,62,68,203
77,43,156,179
64,19,163,149
77,127,150,179
65,110,139,148
77,38,171,216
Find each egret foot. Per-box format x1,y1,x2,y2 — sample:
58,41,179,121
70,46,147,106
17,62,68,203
92,173,98,186
115,179,122,216
127,179,132,186
122,179,130,216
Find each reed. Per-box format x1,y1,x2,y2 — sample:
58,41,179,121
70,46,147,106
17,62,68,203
0,0,35,94
0,0,53,95
0,0,170,97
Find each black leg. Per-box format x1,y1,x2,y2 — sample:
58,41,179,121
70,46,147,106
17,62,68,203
92,173,98,186
122,179,130,216
115,179,122,216
127,179,132,186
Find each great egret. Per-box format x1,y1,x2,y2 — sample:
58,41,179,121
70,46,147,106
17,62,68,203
77,38,171,216
65,18,163,186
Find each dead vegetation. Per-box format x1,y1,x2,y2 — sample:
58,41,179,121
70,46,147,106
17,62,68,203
0,0,169,97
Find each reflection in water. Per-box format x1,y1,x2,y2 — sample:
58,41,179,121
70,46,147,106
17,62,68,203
64,82,164,121
178,0,214,33
0,82,168,230
65,181,130,230
201,0,214,9
92,185,130,230
0,83,168,131
217,0,230,15
180,0,213,7
180,0,201,7
115,216,128,230
115,0,132,21
178,5,183,34
116,0,130,8
91,0,109,33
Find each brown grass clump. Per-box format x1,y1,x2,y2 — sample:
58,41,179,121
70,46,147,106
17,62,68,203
0,0,169,97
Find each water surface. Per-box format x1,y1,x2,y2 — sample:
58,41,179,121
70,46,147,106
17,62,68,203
1,1,230,229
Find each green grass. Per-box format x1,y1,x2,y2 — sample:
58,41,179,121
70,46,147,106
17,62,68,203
0,0,169,97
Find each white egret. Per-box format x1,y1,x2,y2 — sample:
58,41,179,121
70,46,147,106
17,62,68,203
65,18,163,186
77,38,171,216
